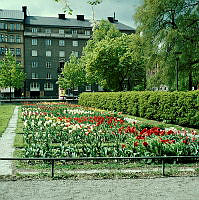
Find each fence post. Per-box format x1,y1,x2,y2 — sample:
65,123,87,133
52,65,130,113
162,159,165,176
51,159,55,178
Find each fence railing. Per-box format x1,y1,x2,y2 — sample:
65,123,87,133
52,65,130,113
1,156,199,178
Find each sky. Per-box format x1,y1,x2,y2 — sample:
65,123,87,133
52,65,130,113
0,0,143,28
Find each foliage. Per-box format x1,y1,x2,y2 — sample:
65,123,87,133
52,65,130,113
135,0,199,90
82,20,145,91
0,51,26,89
57,55,86,89
54,0,102,15
21,102,199,158
79,91,199,127
0,104,15,136
57,20,146,92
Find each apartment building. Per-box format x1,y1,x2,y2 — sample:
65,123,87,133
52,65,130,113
24,12,93,98
0,7,135,99
0,8,25,97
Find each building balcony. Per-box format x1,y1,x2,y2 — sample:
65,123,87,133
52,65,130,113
24,32,90,39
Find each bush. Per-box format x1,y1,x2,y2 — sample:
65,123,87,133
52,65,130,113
79,91,199,128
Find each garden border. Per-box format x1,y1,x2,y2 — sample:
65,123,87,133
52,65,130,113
1,156,199,178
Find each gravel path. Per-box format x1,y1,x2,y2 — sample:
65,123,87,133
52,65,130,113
0,177,198,200
0,106,18,175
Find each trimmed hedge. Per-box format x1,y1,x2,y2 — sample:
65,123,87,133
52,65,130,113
79,91,199,128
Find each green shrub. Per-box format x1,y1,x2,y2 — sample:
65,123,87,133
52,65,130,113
79,91,199,128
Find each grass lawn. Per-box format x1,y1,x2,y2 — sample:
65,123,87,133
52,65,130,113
0,104,16,137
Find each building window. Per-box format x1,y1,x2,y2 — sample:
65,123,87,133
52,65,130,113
58,62,64,73
4,35,8,42
72,51,78,57
16,48,21,56
78,29,85,34
16,35,21,43
5,48,8,54
46,73,52,79
32,62,38,68
98,85,104,91
59,40,65,46
32,50,37,57
59,29,64,34
45,39,51,46
65,29,72,34
0,47,8,55
0,23,4,29
0,47,7,54
44,82,53,91
9,48,15,55
45,29,51,33
32,28,38,33
46,62,51,68
9,35,15,43
30,82,39,89
85,30,91,36
46,51,51,57
0,34,4,42
59,51,65,57
16,61,21,65
74,86,78,91
72,40,78,47
16,24,21,31
4,24,8,30
85,85,91,91
32,39,37,45
10,24,15,31
72,29,77,34
32,73,38,79
0,47,4,55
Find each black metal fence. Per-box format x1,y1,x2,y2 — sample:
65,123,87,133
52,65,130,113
1,156,199,178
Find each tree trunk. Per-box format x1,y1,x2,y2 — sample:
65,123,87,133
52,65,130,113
188,71,192,91
9,86,12,102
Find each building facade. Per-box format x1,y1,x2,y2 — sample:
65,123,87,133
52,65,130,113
0,8,25,98
0,7,135,99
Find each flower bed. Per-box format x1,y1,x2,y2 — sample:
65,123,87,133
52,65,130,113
21,102,199,158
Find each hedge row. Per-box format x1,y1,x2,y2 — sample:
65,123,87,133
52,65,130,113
79,91,199,128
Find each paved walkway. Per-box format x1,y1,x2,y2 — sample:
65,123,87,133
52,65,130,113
0,106,18,175
0,177,199,200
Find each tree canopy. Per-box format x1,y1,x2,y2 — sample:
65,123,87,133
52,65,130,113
0,51,26,89
54,0,102,15
83,23,145,91
135,0,199,90
58,20,145,92
57,55,86,90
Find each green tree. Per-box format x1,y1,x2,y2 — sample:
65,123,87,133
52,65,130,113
0,51,26,100
54,0,102,15
83,20,145,91
57,55,86,93
135,0,199,91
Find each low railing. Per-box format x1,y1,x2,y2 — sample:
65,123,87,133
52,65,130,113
0,156,199,178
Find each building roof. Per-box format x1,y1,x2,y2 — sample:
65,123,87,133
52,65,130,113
25,16,135,31
25,16,92,28
0,9,24,20
0,8,135,31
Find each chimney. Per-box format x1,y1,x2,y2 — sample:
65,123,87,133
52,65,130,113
113,12,118,22
77,15,84,21
58,14,66,20
22,6,27,19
